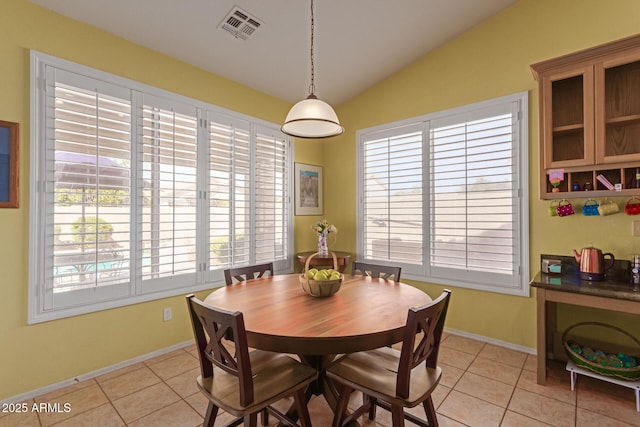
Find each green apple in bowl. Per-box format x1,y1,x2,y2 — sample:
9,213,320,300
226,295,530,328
313,270,329,280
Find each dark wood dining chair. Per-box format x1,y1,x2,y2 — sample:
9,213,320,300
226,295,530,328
186,294,317,427
223,263,275,367
224,262,274,285
352,261,401,281
327,289,451,427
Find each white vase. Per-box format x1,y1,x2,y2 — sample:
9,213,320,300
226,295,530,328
318,233,329,256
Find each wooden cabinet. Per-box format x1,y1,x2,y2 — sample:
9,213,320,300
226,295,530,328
597,57,640,164
532,34,640,199
541,66,594,169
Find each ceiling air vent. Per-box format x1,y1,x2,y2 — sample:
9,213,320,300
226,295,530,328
219,6,262,41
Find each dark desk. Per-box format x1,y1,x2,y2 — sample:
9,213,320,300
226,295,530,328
296,251,351,273
530,255,640,385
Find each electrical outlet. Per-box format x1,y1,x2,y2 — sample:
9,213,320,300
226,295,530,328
163,307,172,321
633,220,640,237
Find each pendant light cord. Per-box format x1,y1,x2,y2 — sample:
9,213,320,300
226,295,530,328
309,0,316,96
281,0,343,137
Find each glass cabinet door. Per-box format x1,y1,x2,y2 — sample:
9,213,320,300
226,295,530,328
596,56,640,164
542,66,594,168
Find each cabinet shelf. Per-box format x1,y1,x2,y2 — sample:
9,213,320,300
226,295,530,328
606,113,640,126
543,188,638,200
543,166,640,199
553,123,585,133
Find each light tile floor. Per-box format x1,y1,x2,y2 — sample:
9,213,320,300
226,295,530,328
2,333,639,426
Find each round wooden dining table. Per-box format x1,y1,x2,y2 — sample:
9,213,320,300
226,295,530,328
204,273,433,422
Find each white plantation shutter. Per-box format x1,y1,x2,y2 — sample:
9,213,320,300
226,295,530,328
429,104,520,289
357,92,528,295
254,126,289,269
207,115,251,268
30,51,293,322
206,119,290,276
45,68,133,310
140,96,198,290
361,124,424,266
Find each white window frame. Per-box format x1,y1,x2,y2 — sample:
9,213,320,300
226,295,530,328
29,51,293,323
356,92,529,296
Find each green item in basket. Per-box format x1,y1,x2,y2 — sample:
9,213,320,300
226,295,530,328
563,322,640,381
582,346,595,361
571,344,637,368
620,354,637,368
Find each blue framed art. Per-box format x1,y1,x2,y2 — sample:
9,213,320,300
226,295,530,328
294,163,323,215
0,120,19,208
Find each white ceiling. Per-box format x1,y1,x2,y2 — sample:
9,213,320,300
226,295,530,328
30,0,518,106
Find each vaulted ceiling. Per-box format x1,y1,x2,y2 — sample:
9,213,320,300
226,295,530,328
31,0,519,105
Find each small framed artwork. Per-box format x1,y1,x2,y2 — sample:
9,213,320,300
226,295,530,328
0,120,19,208
294,163,322,215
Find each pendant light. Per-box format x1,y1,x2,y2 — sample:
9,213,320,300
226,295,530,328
281,0,344,138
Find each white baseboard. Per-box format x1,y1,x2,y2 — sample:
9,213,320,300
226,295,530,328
3,330,535,405
445,327,536,355
1,340,194,405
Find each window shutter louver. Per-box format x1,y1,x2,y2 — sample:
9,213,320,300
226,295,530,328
49,78,132,307
208,117,251,268
362,125,424,265
254,127,289,265
430,111,516,283
141,98,198,287
357,93,528,295
30,52,293,322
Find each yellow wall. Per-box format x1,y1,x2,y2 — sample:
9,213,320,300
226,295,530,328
3,0,640,400
0,0,295,400
325,0,640,352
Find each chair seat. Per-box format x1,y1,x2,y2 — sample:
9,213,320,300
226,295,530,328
327,346,441,407
198,350,317,417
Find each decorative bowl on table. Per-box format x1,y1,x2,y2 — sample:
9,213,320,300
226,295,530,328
299,251,343,297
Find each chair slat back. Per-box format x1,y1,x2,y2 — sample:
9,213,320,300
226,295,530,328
396,289,451,398
186,294,254,406
224,262,274,285
352,261,401,281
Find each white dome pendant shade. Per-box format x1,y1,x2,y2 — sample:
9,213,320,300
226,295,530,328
281,94,344,138
281,0,344,139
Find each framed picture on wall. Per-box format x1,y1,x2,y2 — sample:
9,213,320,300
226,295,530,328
0,120,19,208
294,163,322,215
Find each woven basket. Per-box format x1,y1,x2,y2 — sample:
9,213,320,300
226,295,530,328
562,322,640,381
299,251,343,297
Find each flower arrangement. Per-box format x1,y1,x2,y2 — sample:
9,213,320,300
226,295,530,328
311,219,337,236
312,219,337,256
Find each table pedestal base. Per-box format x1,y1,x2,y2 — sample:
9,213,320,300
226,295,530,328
279,355,359,427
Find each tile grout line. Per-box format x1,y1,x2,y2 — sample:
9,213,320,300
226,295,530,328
440,342,553,427
91,356,182,426
500,355,525,425
92,380,128,427
154,348,216,425
159,349,208,425
14,340,637,426
437,341,486,425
